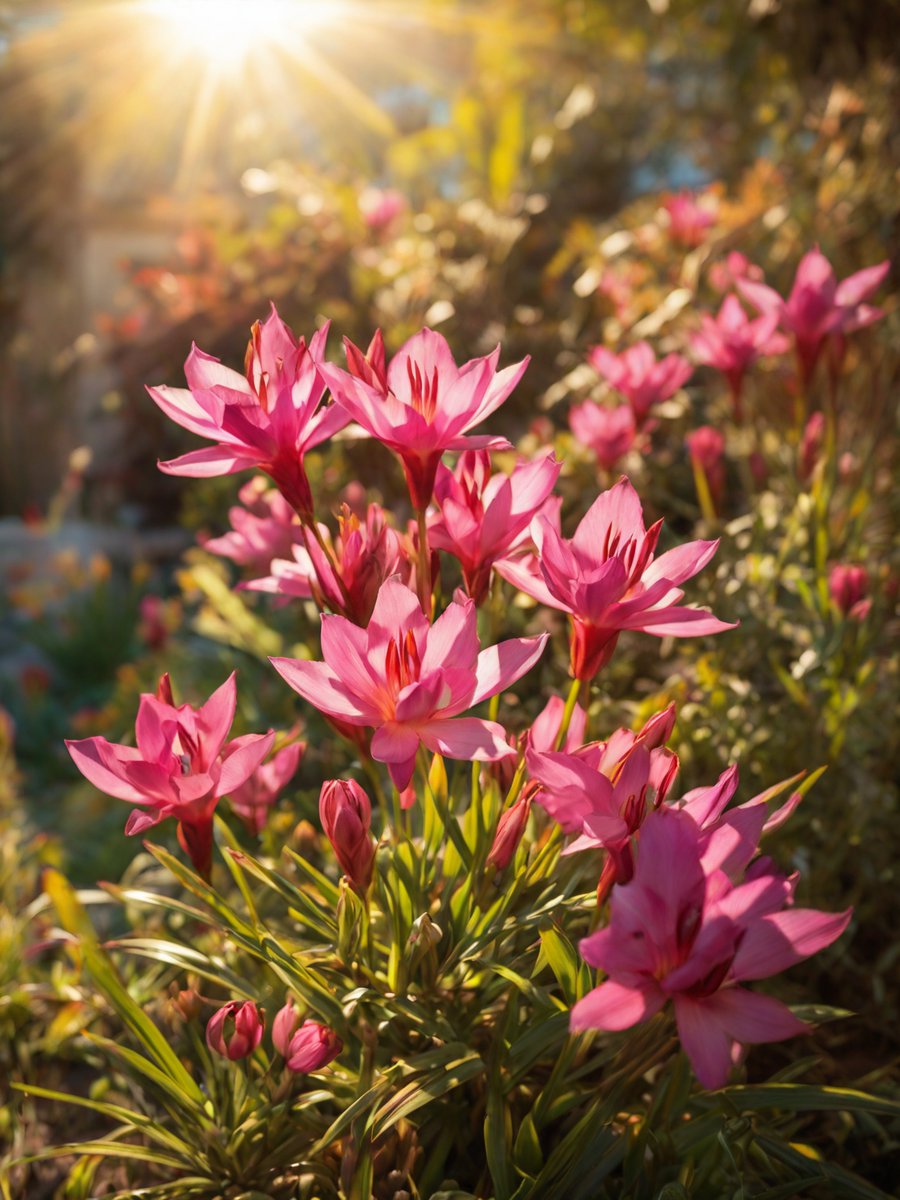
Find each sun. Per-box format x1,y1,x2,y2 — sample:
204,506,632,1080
146,0,339,70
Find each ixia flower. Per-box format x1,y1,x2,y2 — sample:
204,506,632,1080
569,401,637,472
245,504,409,625
206,1001,265,1061
66,673,273,878
271,576,548,790
202,477,305,575
662,191,717,247
690,296,789,420
587,342,692,427
526,706,679,890
428,450,561,604
149,307,350,518
228,739,304,837
315,328,528,510
738,248,889,389
571,807,851,1089
497,476,734,680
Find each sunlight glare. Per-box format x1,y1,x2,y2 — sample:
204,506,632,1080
147,0,338,69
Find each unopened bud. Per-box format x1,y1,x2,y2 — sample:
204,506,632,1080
280,1018,342,1074
206,1001,264,1060
487,796,531,871
319,779,375,893
636,703,676,750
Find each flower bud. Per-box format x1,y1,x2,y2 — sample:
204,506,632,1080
829,564,870,620
206,1001,264,1060
636,703,676,750
272,998,302,1058
319,780,375,893
487,796,531,871
283,1020,342,1074
171,986,202,1022
798,412,825,482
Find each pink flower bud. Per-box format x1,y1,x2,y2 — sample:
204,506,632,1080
798,412,825,482
487,796,531,871
319,780,375,893
272,999,302,1057
829,564,870,620
206,1001,264,1060
282,1020,343,1074
636,702,676,750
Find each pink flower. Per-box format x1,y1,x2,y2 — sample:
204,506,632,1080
526,709,680,889
663,191,717,247
206,1001,264,1061
315,328,528,510
228,740,304,836
571,807,851,1090
569,401,637,471
271,576,548,790
829,564,870,621
319,779,376,893
497,477,734,681
685,426,726,511
244,504,409,625
66,673,274,878
738,248,889,389
690,296,789,420
708,251,763,294
202,477,304,575
587,342,692,427
359,186,406,231
272,1004,343,1073
428,450,561,604
149,307,350,518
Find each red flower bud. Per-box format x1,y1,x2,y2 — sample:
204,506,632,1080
319,779,375,893
829,564,870,620
636,703,676,750
206,1001,264,1060
282,1018,343,1074
487,795,531,871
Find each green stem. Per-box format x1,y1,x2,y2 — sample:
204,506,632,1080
416,506,432,616
555,677,583,750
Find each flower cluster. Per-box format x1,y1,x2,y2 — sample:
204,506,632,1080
65,303,859,1117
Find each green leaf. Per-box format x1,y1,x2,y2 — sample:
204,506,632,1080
717,1083,900,1116
538,927,588,1005
755,1134,894,1200
10,1084,201,1163
43,871,207,1112
371,1049,483,1139
514,1113,543,1177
